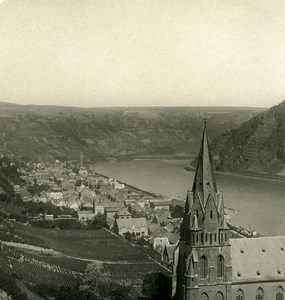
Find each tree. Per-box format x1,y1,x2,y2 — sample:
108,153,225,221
109,286,132,300
141,272,171,300
92,213,106,229
82,263,132,299
0,273,27,300
124,231,132,241
82,263,113,298
55,287,97,300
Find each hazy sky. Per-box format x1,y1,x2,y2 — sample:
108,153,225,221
1,0,285,108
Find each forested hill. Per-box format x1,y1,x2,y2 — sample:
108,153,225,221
0,102,262,164
217,100,285,176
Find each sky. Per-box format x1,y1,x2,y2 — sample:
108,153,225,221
1,0,285,108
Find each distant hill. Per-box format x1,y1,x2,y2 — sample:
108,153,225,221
0,102,263,164
217,100,285,176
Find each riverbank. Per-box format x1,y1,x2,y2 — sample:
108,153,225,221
95,159,285,236
185,165,285,183
94,170,260,239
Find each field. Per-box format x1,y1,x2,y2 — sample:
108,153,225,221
12,223,151,262
0,220,169,293
102,262,168,286
0,243,86,287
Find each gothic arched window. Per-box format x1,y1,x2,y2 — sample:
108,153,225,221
256,287,264,300
215,292,224,300
277,286,284,300
217,255,225,277
200,293,209,300
236,289,244,300
201,256,208,278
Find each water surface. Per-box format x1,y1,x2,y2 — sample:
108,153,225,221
96,159,285,236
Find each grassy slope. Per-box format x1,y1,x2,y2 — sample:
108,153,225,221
13,223,150,261
0,221,168,291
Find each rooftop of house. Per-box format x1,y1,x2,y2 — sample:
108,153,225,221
151,200,173,207
164,244,177,259
153,237,170,249
230,236,285,283
20,189,32,198
116,208,132,216
116,217,148,230
105,207,121,212
50,187,62,192
77,210,95,215
156,208,171,218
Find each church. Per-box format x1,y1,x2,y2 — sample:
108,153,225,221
172,123,285,300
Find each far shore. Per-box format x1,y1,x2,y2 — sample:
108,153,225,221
184,165,285,183
99,158,285,183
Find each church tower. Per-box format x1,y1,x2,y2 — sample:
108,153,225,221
172,122,232,300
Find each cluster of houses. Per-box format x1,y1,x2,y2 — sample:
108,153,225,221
15,160,182,269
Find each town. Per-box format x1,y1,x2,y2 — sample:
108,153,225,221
0,152,244,272
7,157,183,267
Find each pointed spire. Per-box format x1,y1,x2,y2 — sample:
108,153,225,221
192,120,217,206
221,216,228,229
191,215,200,231
217,191,225,217
185,190,193,215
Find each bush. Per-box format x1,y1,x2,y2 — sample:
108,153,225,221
0,273,27,300
141,272,171,300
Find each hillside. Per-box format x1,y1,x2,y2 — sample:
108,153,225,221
217,100,285,175
0,103,262,164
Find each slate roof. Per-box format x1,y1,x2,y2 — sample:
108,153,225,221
116,208,132,216
165,244,177,259
230,236,285,283
78,210,95,215
192,122,217,206
116,217,148,230
105,207,120,212
20,189,32,198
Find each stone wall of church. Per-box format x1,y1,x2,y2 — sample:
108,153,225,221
187,284,231,300
232,281,285,299
184,245,232,300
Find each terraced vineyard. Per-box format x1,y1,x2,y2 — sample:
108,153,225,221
12,223,151,262
0,243,85,287
0,220,169,294
102,262,169,286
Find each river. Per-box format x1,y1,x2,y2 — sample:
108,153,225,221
95,159,285,237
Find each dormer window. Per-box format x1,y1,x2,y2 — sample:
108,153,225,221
277,269,281,275
262,248,265,252
281,247,284,251
237,272,241,277
256,271,260,276
240,249,244,253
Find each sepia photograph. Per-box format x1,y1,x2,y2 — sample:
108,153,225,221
0,0,285,299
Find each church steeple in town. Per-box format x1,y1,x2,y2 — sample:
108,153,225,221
173,122,232,300
181,120,229,246
192,120,217,206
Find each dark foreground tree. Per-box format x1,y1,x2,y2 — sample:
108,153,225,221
141,272,171,300
55,287,97,300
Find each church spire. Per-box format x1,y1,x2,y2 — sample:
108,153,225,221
192,120,217,206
